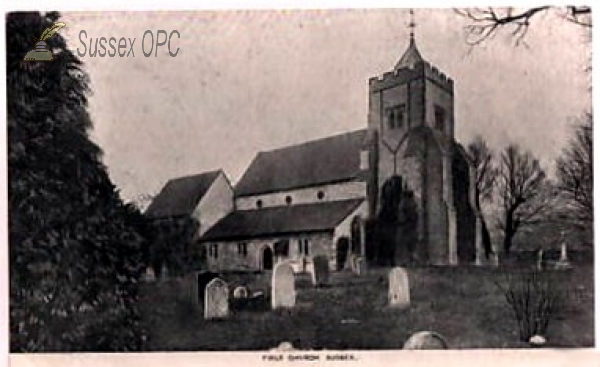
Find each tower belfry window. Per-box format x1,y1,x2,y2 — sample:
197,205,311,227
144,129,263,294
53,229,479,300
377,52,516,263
387,109,395,129
386,104,406,130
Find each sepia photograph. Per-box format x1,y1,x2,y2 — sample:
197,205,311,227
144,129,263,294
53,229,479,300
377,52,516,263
4,4,594,360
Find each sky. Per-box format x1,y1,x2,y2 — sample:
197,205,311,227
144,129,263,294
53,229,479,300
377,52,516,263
59,9,591,206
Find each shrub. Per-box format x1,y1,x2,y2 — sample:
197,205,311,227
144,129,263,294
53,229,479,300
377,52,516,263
495,270,559,342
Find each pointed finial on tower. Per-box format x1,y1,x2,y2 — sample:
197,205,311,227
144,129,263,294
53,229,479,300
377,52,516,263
408,9,416,41
395,8,423,70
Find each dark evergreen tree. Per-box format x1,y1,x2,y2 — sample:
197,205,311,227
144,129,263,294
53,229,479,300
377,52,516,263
8,12,147,351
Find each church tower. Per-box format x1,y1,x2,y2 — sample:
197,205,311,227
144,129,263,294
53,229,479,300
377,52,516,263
365,12,478,266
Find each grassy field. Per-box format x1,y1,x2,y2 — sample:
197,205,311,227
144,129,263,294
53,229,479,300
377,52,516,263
139,260,594,351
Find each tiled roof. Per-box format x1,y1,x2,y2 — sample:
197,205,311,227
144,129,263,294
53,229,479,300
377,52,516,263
395,36,424,71
235,129,368,196
201,199,364,242
145,170,221,218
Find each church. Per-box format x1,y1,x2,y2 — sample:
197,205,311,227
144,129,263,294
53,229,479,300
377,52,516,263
146,31,482,273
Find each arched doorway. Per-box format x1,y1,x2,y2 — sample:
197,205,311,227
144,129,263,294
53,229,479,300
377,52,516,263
261,247,273,270
336,237,350,271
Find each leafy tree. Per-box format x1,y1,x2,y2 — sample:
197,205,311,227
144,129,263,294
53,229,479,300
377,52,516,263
374,175,418,265
148,216,200,277
495,144,551,254
467,135,497,258
374,176,400,266
556,113,593,226
8,12,147,351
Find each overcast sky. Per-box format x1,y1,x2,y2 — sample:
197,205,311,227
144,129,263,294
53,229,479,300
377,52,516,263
60,9,591,205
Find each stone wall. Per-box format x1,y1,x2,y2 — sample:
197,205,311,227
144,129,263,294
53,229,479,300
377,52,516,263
425,141,448,265
424,78,454,138
193,171,234,237
204,232,333,272
235,181,366,210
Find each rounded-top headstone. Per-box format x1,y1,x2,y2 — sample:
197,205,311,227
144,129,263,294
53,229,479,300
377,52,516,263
274,341,295,351
389,267,410,308
403,331,448,350
529,335,546,347
271,261,296,309
204,277,229,320
233,286,249,299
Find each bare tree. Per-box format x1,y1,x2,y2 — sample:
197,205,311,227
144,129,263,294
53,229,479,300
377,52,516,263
496,144,551,254
455,6,591,46
467,135,497,257
556,113,593,225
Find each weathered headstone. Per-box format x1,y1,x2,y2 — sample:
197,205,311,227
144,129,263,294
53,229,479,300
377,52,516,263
403,331,448,349
142,266,156,282
233,286,249,299
271,341,295,351
271,262,295,309
536,248,544,271
475,243,483,267
554,242,571,270
529,335,547,348
491,252,499,267
311,255,330,287
559,242,569,263
388,267,410,309
204,278,229,320
356,257,367,276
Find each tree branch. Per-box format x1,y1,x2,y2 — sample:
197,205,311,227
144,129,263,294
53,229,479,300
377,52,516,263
455,6,591,46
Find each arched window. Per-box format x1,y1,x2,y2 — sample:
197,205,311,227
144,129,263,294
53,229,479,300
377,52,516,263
317,191,325,200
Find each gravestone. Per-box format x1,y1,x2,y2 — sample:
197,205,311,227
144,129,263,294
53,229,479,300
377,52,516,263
403,331,448,349
491,252,499,267
204,278,229,320
142,267,156,282
271,341,295,351
233,286,249,299
388,267,410,309
356,257,367,276
559,242,569,263
536,249,544,271
529,335,547,347
271,262,295,309
554,242,571,270
311,255,330,287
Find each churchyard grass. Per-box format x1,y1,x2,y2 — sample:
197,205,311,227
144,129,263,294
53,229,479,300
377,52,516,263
138,258,593,350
